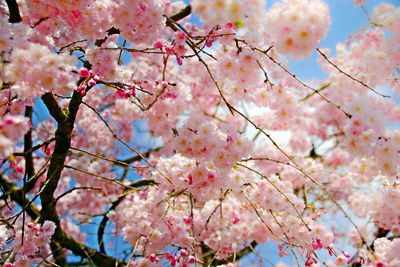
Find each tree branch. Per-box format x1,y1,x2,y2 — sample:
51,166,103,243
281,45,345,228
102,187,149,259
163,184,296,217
316,48,389,98
41,93,67,123
14,138,55,158
117,148,159,165
23,106,35,181
39,90,82,265
0,173,40,219
166,5,192,28
1,173,126,266
5,0,22,23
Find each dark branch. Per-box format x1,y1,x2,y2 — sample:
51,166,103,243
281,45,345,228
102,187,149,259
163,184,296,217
13,137,55,157
39,90,82,265
166,5,192,28
5,0,22,23
95,27,121,47
0,173,40,219
117,148,159,165
24,106,35,181
1,173,126,266
41,93,67,123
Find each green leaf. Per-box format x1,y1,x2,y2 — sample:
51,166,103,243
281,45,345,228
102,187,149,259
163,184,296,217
234,20,244,28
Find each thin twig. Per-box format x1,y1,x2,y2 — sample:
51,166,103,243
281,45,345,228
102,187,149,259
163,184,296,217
81,101,173,185
316,48,389,98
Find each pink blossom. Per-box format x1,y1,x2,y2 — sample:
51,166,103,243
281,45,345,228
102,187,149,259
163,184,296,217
138,1,149,12
154,39,164,49
174,31,186,43
78,67,91,78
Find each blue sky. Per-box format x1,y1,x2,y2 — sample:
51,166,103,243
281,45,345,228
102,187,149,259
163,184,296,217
285,0,400,81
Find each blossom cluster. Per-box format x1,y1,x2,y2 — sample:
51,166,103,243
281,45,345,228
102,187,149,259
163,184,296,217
266,0,331,59
191,0,265,32
111,0,164,45
343,97,399,177
21,0,112,43
372,186,400,231
5,43,77,101
0,115,30,159
0,224,7,249
373,237,400,266
1,220,57,266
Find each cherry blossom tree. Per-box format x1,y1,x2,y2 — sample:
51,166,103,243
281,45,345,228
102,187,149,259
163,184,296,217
1,0,400,266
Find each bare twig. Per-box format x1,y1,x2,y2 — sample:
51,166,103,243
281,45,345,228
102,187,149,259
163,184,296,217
81,101,173,185
316,48,389,98
252,46,352,118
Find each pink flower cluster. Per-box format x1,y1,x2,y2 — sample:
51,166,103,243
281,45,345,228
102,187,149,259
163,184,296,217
76,67,99,96
11,220,56,266
174,114,252,167
22,0,113,42
108,187,194,256
266,0,331,59
135,81,187,137
110,174,338,265
0,115,30,159
340,28,395,88
59,156,122,223
5,43,77,101
85,44,120,80
0,224,7,248
216,49,261,95
373,237,400,266
372,4,400,42
191,0,265,35
153,30,187,65
0,17,31,56
372,186,400,231
344,97,399,177
161,115,253,199
111,0,163,45
248,178,335,254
